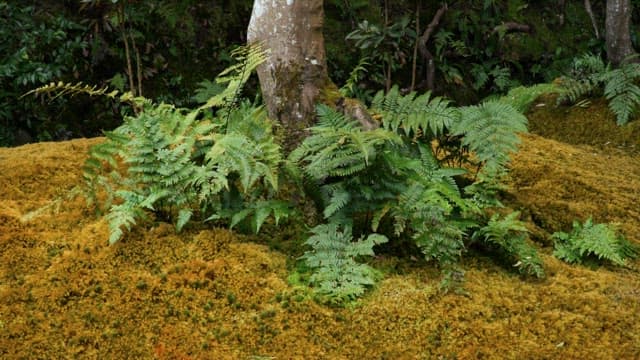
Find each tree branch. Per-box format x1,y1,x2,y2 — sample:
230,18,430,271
491,22,531,36
418,3,448,91
584,0,600,38
410,0,420,92
418,3,448,59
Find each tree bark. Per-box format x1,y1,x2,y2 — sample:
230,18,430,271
605,0,636,66
247,0,376,151
247,0,330,150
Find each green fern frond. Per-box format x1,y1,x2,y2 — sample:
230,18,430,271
302,222,388,304
602,62,640,125
199,43,267,112
106,190,148,245
413,223,466,265
556,77,600,105
572,53,608,76
322,183,351,219
371,85,458,139
23,81,122,101
556,53,607,105
290,104,401,181
454,101,527,177
473,212,544,278
340,57,370,97
552,218,638,267
228,200,292,234
389,145,478,265
176,209,193,232
207,131,281,192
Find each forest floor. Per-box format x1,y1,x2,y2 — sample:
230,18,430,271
1,97,639,359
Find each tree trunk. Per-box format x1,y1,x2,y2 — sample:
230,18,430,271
605,0,636,66
247,0,330,150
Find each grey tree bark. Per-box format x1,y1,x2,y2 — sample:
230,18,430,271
247,0,376,152
247,0,330,149
605,0,636,66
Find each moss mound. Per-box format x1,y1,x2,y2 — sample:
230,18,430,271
506,133,640,245
527,96,640,154
1,124,639,358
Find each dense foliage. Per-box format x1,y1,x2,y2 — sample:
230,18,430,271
289,85,548,302
5,0,636,145
0,3,87,144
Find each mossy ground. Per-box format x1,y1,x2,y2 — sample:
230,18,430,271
1,99,639,359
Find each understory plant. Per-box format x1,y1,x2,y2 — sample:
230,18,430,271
30,44,291,244
557,53,640,125
291,85,546,303
552,218,638,267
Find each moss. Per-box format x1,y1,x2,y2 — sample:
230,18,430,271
0,131,639,358
527,96,640,154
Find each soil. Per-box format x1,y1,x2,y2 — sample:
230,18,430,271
1,98,639,359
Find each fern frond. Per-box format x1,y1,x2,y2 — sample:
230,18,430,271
302,222,388,304
321,183,351,219
199,43,267,111
340,57,370,97
371,85,458,139
473,212,544,277
106,190,148,245
602,62,640,125
556,53,607,105
23,81,122,101
207,131,281,192
497,83,558,113
552,218,638,267
228,200,292,234
454,101,527,177
290,104,401,181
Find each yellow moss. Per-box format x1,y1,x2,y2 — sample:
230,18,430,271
0,133,639,358
527,96,640,154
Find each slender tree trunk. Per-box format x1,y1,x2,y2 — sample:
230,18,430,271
584,0,600,38
247,0,376,151
247,0,331,150
418,3,447,91
605,0,636,66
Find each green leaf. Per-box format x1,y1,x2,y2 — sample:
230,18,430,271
176,209,192,232
230,208,253,229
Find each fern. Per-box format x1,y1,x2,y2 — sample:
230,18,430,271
227,200,292,234
97,102,217,244
291,87,545,301
301,222,388,304
339,57,370,98
23,81,122,101
68,43,284,243
473,212,545,278
602,61,640,125
198,44,267,113
389,145,477,264
371,85,458,139
453,101,527,177
290,104,401,181
556,53,607,105
552,218,638,267
556,53,640,125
